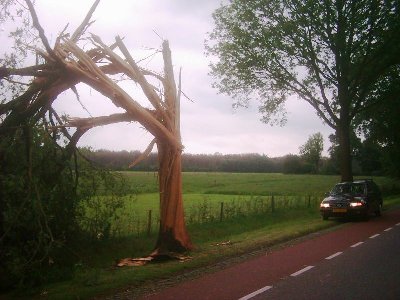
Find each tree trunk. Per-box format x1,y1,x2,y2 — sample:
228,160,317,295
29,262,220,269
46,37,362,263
152,141,193,255
337,122,353,182
335,4,353,183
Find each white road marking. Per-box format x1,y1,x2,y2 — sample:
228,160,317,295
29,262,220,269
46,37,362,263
239,222,400,300
290,266,314,277
238,285,273,300
325,252,343,260
351,242,364,248
369,233,380,239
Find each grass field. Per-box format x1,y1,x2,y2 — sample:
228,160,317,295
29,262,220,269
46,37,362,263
119,171,399,195
88,172,400,236
5,172,400,299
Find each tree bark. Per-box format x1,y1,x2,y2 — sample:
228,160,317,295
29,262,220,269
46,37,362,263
152,141,193,255
337,121,353,182
333,2,353,183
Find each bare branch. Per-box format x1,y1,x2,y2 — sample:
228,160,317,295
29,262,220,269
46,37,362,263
114,35,165,111
48,107,72,140
129,138,156,168
2,77,30,86
66,112,136,129
70,85,93,117
0,64,51,79
71,0,100,42
180,90,195,103
24,0,59,63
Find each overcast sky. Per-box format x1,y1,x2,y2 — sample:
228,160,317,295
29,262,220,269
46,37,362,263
33,0,334,157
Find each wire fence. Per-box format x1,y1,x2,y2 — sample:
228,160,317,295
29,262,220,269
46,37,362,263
80,194,323,239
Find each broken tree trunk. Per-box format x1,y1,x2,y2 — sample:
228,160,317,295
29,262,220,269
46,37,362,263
152,41,193,254
153,141,193,255
66,39,194,255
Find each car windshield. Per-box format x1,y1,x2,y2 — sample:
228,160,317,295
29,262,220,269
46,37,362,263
331,183,365,195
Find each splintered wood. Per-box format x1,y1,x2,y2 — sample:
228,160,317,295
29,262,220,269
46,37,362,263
117,257,153,267
117,254,192,267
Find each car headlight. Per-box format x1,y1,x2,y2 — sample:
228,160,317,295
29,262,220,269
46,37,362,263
350,202,364,207
320,203,330,208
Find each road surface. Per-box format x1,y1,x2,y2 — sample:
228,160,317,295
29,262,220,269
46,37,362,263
138,209,400,300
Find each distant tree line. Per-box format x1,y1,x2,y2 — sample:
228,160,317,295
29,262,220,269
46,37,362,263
82,149,283,173
82,137,394,176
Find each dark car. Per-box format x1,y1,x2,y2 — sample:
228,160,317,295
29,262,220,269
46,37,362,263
320,179,383,220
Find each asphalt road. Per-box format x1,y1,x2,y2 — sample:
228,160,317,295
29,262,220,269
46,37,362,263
139,209,400,300
252,217,400,299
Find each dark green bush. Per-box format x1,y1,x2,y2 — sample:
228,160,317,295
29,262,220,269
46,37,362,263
0,125,132,290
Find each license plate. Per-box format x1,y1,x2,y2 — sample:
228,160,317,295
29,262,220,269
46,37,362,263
333,208,347,213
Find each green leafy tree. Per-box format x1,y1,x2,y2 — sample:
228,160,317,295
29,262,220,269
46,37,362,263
355,68,400,177
355,138,383,175
206,0,400,182
299,132,324,173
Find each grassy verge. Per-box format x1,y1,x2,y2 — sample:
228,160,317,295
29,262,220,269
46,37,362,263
3,173,400,299
7,195,400,300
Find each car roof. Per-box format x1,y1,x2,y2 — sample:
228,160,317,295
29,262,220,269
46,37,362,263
338,179,374,184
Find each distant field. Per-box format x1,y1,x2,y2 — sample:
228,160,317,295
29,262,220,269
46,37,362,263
118,171,399,195
86,172,400,237
120,171,341,195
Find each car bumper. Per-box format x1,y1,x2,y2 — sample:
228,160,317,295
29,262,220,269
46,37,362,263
320,206,368,218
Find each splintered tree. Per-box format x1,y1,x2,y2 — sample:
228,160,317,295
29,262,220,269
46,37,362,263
0,0,192,256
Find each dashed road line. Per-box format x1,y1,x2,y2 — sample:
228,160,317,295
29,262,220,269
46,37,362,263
238,222,400,300
351,241,364,248
238,285,273,300
369,233,380,239
325,252,343,260
290,266,314,277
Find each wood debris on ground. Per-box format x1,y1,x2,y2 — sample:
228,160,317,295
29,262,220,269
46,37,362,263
117,257,153,267
117,253,192,267
212,240,232,246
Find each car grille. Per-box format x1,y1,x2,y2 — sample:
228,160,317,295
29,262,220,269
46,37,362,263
330,202,348,208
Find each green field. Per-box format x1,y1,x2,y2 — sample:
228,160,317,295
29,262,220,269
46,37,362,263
119,171,399,197
86,172,399,237
5,173,400,299
121,171,344,195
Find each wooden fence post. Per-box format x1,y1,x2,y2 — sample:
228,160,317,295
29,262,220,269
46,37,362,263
271,195,275,213
219,202,224,222
147,209,152,236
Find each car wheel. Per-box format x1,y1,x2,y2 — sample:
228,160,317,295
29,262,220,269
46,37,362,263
375,203,382,217
361,212,369,221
